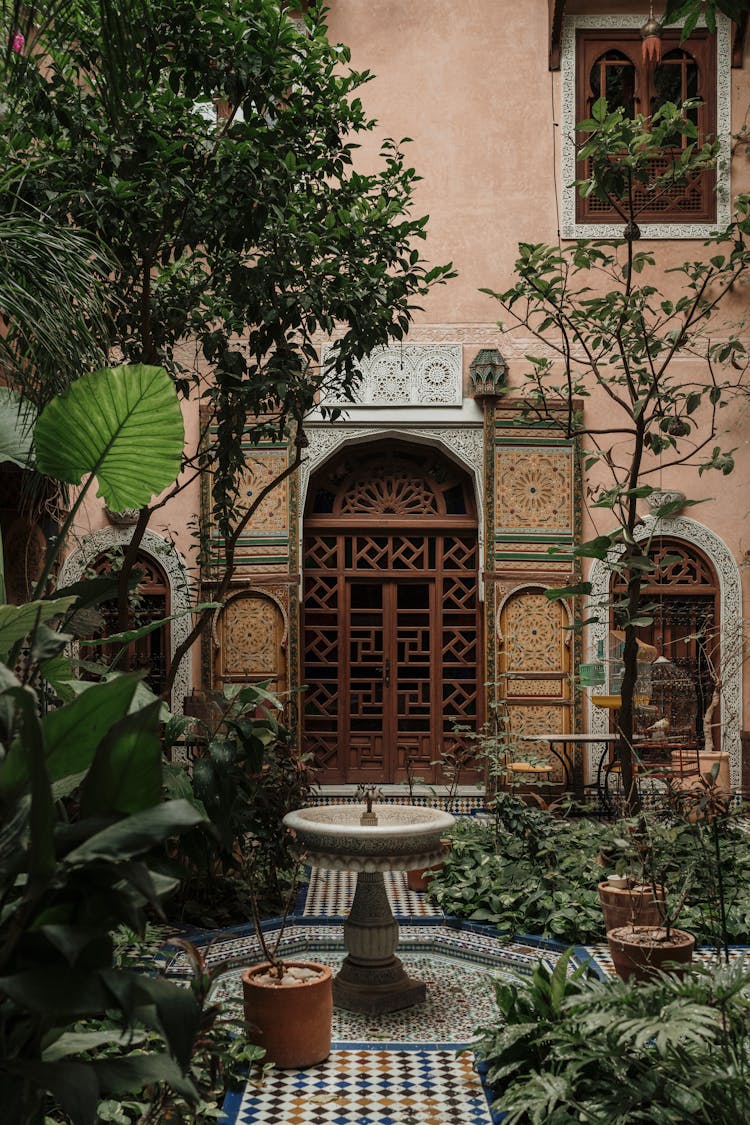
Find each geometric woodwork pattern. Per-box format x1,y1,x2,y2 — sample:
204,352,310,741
612,538,718,590
303,443,481,784
496,448,573,534
501,591,566,674
238,452,289,533
498,589,571,780
587,516,742,788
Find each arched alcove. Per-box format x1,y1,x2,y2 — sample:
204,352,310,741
57,528,193,713
587,517,742,787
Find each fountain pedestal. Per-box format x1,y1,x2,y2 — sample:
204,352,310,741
283,803,454,1015
334,871,425,1013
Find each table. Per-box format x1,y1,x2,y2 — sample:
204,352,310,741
519,733,620,797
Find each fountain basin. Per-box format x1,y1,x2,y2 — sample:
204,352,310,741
283,803,455,1013
282,804,454,872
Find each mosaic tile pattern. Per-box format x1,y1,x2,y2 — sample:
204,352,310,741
304,868,441,918
587,941,750,976
223,1047,493,1125
212,952,504,1046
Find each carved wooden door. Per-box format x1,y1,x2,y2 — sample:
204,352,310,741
303,444,481,784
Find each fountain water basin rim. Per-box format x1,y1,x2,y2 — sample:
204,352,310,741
283,804,455,872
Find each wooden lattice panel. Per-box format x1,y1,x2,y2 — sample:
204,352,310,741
302,443,482,784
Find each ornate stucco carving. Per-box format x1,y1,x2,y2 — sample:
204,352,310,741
57,528,193,715
560,13,732,240
586,517,743,787
320,344,462,408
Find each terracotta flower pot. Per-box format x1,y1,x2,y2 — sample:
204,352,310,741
407,838,452,893
607,925,695,982
407,862,442,893
241,960,332,1068
598,880,666,933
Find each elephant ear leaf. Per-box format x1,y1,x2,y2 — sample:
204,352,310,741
34,364,184,511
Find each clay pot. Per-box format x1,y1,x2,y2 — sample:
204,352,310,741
607,925,695,982
407,862,442,893
598,880,666,933
241,961,332,1068
407,838,452,893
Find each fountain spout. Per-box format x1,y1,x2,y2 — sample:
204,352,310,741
356,783,382,825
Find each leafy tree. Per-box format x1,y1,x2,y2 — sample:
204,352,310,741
483,100,750,809
0,0,454,687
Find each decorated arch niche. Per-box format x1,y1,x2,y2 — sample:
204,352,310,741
587,517,742,788
57,528,192,713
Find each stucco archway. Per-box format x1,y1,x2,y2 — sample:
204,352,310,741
57,528,193,714
299,424,485,595
586,516,743,787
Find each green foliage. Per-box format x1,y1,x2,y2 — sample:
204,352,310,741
476,956,750,1124
0,658,207,1124
0,202,111,407
34,365,184,512
164,683,314,926
429,797,750,946
0,0,455,530
0,386,35,467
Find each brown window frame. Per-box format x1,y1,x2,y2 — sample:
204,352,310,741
575,28,717,225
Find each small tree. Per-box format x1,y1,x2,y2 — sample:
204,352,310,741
0,0,453,681
483,99,750,810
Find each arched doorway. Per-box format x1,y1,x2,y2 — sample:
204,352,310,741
302,441,482,784
611,538,719,747
90,551,171,698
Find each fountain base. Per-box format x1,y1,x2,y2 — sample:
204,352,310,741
333,870,426,1014
334,956,426,1013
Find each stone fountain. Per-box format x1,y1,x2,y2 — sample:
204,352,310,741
283,789,454,1014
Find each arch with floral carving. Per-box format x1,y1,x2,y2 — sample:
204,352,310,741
586,516,742,787
57,528,193,714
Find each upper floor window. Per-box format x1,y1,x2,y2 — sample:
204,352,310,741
576,29,716,225
560,14,731,239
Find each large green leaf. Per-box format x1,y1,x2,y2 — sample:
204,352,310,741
0,386,36,467
0,674,139,802
79,700,163,817
34,364,184,510
0,597,76,661
64,799,206,867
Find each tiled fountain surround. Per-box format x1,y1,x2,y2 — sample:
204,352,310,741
163,868,749,1124
164,870,599,1125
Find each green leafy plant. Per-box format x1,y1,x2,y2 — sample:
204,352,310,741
164,683,314,926
0,663,207,1125
429,800,750,946
476,955,750,1124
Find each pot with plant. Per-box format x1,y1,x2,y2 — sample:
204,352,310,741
241,853,333,1069
605,821,695,981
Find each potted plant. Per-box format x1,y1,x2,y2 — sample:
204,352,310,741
242,856,333,1069
605,823,694,981
598,876,666,933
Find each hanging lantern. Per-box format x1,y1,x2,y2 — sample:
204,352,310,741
640,3,663,63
